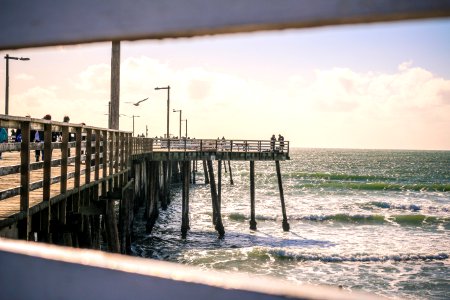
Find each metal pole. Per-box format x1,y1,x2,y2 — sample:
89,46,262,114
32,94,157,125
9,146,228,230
5,54,9,115
185,119,188,138
167,87,170,140
179,110,182,139
132,115,135,137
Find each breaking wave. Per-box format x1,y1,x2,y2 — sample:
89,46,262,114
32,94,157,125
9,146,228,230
298,182,450,192
294,214,450,226
264,249,449,263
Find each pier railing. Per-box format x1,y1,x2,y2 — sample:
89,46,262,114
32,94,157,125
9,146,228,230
0,115,131,227
132,138,289,155
1,115,288,225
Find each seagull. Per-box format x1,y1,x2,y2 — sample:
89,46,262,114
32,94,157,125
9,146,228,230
125,97,149,106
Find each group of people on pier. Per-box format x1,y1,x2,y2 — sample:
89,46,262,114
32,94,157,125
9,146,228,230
2,114,74,162
271,134,285,152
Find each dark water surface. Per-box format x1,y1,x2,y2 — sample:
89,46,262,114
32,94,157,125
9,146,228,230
132,148,450,299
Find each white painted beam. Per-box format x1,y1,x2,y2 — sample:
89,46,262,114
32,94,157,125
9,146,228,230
1,0,450,50
0,238,381,300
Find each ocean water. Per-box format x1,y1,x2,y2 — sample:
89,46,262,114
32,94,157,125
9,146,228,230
132,148,450,299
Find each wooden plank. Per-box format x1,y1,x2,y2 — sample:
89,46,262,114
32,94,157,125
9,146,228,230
85,129,92,184
61,126,69,194
95,129,100,182
2,1,450,53
102,130,108,196
43,123,52,201
20,122,30,213
60,125,69,224
114,132,119,189
18,121,30,239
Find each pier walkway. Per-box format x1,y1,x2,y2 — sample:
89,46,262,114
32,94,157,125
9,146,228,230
0,115,290,246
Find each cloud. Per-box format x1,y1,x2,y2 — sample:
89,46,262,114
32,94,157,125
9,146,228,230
15,73,34,81
72,63,110,94
66,57,450,148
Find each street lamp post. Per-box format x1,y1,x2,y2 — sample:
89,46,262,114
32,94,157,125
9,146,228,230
4,54,30,115
132,115,140,137
173,109,182,138
183,119,188,138
155,85,170,148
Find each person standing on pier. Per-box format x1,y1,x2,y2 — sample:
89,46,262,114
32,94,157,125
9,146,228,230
0,127,7,159
278,134,284,152
34,114,52,162
270,134,276,151
63,115,72,157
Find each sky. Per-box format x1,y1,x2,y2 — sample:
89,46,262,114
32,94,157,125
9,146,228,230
1,18,449,150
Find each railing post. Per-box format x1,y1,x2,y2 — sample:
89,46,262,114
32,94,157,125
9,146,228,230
102,130,108,196
19,120,30,240
85,128,92,185
43,123,52,202
94,130,100,183
108,130,114,192
200,140,203,152
230,140,233,152
60,124,69,224
114,131,119,189
74,127,82,212
120,132,125,187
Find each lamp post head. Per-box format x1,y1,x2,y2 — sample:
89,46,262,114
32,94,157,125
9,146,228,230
5,55,30,61
155,85,170,90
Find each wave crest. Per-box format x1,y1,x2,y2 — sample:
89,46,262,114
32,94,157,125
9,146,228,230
267,249,449,263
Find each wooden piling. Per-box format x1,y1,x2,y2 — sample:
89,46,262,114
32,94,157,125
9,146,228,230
218,160,222,211
105,192,120,253
228,160,234,185
275,160,290,231
203,160,209,184
249,160,257,230
207,160,225,237
161,161,168,210
192,160,196,184
181,161,190,238
120,186,133,254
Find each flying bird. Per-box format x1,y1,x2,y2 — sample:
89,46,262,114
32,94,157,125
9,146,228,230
126,97,149,106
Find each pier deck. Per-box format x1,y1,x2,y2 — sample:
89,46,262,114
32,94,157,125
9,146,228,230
0,115,289,230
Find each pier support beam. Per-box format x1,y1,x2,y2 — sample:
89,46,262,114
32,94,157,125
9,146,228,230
192,160,196,184
218,160,222,215
161,161,168,210
228,160,234,185
105,192,120,253
249,161,257,230
207,160,225,237
203,160,209,184
181,161,190,238
275,161,290,232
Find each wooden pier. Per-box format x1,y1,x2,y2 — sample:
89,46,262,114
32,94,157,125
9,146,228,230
1,114,290,252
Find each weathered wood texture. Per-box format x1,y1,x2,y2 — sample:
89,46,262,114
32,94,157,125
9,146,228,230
249,160,257,231
275,161,290,232
1,0,450,50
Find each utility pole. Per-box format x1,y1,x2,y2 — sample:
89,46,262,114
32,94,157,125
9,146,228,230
4,54,30,115
110,41,120,129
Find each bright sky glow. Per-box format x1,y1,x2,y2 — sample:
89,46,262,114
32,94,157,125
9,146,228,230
1,19,449,150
